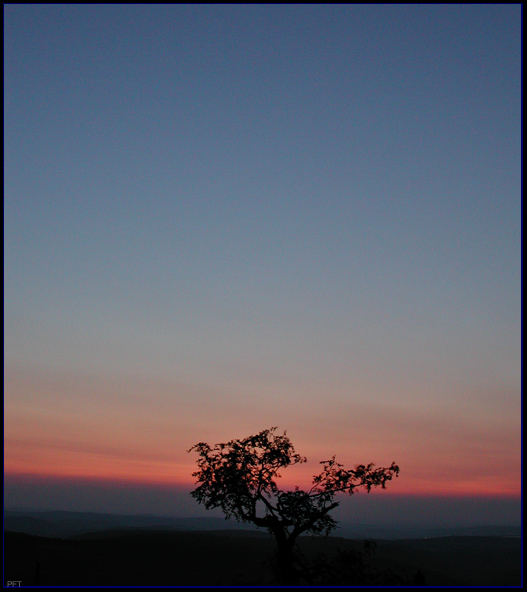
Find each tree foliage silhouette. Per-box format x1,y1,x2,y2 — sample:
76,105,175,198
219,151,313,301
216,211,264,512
188,427,399,584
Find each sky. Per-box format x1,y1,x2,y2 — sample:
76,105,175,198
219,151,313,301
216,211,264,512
4,4,521,525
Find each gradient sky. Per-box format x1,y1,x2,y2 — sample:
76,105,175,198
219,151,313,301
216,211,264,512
4,5,521,523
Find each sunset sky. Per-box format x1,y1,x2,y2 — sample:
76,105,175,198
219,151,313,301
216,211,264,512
4,5,521,524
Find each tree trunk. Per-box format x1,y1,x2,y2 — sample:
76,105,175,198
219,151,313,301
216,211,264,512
273,531,300,585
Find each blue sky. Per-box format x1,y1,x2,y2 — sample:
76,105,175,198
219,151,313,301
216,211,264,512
4,4,521,520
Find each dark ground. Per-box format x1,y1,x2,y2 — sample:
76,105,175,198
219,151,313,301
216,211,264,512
4,529,522,587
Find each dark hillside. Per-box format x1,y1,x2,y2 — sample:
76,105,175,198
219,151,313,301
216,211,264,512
4,530,275,586
356,536,521,587
4,530,521,586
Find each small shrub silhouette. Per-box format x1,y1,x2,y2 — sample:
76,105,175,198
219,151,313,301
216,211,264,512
296,542,423,586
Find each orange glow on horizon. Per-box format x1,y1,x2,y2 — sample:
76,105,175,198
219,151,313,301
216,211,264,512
3,461,520,498
4,367,520,501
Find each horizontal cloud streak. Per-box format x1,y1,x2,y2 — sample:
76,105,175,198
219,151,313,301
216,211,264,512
5,363,519,495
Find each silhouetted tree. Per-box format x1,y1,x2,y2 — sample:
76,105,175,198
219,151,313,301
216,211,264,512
188,427,399,584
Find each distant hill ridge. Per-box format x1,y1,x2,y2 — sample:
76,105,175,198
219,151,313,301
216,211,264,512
4,509,520,540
